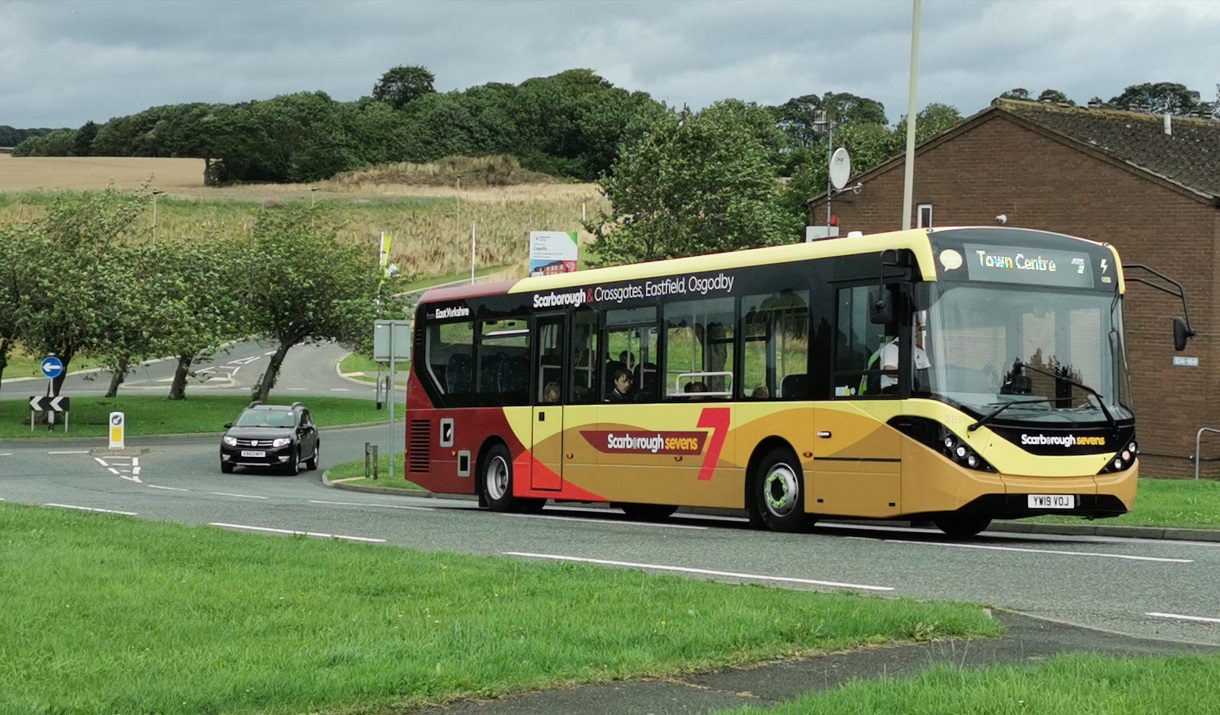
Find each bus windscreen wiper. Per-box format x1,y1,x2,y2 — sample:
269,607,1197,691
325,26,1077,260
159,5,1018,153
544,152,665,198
969,360,1117,435
967,397,1057,432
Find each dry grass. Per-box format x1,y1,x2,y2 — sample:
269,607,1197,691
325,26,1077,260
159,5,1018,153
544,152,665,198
0,155,609,279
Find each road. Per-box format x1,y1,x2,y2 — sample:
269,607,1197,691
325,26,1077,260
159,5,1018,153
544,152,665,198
1,342,1218,648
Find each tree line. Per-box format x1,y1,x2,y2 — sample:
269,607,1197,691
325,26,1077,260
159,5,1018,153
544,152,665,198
0,191,405,412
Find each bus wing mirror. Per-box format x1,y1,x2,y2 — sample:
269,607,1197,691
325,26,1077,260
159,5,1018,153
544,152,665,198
869,290,893,325
1173,316,1195,352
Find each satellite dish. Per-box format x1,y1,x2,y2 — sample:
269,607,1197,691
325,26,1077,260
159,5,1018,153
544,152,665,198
829,148,851,190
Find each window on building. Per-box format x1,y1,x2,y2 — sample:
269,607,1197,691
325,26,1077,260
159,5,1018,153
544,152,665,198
917,203,933,229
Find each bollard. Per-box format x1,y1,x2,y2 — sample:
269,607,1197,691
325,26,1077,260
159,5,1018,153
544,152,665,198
109,412,125,450
364,443,380,479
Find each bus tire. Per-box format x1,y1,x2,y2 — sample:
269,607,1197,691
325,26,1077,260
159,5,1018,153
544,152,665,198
480,443,545,513
752,448,813,533
933,515,991,537
481,443,517,512
620,503,678,521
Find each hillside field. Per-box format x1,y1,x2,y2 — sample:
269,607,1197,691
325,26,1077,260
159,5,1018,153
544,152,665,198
0,155,608,278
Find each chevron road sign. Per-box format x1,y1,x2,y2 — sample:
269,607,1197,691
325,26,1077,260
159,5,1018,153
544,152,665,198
29,395,71,412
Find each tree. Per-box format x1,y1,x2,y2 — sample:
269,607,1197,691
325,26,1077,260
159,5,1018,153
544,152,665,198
0,223,42,411
240,205,406,402
372,65,437,109
1108,82,1201,115
587,100,800,266
1000,88,1031,100
1037,89,1072,104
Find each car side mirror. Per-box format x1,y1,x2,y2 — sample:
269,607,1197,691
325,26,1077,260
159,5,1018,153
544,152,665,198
1173,316,1195,352
224,422,232,429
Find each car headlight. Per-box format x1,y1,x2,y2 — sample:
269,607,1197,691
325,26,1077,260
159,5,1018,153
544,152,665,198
272,438,291,448
223,436,237,446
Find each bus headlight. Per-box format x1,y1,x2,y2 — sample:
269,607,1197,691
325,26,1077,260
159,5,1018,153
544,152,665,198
940,429,996,472
1098,437,1138,475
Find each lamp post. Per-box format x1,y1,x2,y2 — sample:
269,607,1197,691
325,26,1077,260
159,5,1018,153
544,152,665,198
813,112,837,233
151,190,165,240
310,186,319,207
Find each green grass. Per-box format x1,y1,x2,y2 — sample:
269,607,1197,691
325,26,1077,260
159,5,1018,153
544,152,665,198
326,453,426,490
336,352,411,386
1029,478,1220,529
723,652,1220,714
0,502,1000,714
0,394,380,439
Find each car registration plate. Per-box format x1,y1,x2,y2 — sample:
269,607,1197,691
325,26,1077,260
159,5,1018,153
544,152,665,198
1028,494,1074,509
241,450,266,458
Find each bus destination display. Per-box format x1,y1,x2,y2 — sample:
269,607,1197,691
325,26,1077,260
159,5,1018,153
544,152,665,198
963,244,1095,288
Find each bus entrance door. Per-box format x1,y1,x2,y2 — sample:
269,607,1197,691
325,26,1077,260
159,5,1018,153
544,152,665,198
531,315,565,491
531,404,564,490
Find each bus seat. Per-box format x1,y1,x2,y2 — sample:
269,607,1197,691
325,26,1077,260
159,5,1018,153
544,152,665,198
445,354,472,393
635,361,658,399
498,354,529,393
780,374,808,399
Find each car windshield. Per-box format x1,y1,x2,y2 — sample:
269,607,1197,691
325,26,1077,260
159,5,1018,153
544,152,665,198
235,410,296,428
922,284,1132,425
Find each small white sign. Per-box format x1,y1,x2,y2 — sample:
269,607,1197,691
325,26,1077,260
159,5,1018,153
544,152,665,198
805,225,840,242
1173,356,1199,367
529,231,579,276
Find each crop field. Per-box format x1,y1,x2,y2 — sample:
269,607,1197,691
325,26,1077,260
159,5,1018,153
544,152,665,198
0,154,609,278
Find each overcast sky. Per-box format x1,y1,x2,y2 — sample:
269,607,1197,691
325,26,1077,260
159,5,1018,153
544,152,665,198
3,0,1218,129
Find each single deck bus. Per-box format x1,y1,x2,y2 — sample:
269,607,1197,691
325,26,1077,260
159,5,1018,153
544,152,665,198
403,226,1192,536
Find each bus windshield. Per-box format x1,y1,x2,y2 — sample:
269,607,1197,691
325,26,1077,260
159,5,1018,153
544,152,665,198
923,284,1133,424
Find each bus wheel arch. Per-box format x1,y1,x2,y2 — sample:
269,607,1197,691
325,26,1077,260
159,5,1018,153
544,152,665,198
476,439,544,513
746,439,814,533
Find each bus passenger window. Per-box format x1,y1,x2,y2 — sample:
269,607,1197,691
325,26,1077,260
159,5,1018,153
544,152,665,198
742,291,809,401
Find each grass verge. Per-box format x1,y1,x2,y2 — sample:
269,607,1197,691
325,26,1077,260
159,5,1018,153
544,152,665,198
0,502,1000,714
0,395,379,439
1029,478,1220,529
326,454,426,490
723,651,1220,714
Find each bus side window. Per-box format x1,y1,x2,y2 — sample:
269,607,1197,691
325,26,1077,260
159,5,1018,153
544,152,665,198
742,290,809,401
570,308,599,404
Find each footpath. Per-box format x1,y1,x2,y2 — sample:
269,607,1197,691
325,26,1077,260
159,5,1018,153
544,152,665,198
323,476,1220,714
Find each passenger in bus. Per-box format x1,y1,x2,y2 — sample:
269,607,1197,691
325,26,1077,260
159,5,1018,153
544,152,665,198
879,321,931,394
683,381,708,399
606,367,634,402
542,382,560,403
619,351,636,371
752,385,769,399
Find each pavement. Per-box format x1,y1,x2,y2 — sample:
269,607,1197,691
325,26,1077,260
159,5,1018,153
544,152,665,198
323,475,1220,714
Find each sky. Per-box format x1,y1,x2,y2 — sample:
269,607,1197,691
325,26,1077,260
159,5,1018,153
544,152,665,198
3,0,1219,130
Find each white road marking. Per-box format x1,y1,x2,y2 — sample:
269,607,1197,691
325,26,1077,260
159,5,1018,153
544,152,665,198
107,468,120,475
94,457,108,466
210,492,268,500
132,457,139,467
132,467,141,476
329,388,351,392
233,356,261,365
309,499,434,511
209,522,385,543
887,539,1192,564
48,450,89,455
147,484,189,492
507,513,707,530
286,387,307,391
1147,612,1220,625
0,453,11,457
45,503,137,516
504,552,894,592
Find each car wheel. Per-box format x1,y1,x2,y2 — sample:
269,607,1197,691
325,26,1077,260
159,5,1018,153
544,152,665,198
221,461,234,474
305,441,319,471
284,448,301,476
751,447,814,533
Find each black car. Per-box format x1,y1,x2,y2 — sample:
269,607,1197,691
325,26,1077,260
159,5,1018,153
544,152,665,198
219,402,319,475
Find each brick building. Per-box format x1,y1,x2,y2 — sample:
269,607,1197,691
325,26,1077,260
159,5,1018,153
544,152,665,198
808,98,1220,476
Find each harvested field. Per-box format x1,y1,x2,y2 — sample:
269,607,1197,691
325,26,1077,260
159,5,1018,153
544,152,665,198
0,154,206,192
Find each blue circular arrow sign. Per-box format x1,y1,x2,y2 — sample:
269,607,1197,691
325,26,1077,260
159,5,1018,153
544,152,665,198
41,356,64,379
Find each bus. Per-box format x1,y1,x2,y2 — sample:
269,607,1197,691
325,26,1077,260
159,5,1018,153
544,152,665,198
403,226,1192,536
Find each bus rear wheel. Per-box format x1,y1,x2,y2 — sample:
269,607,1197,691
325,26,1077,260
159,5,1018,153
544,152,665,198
933,515,991,537
480,443,544,513
752,448,813,533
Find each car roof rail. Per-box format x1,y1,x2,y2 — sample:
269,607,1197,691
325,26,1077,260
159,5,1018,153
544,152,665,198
248,400,263,408
291,401,303,408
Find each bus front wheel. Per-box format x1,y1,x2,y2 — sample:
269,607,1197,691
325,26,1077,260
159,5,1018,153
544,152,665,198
480,443,544,513
933,515,991,538
752,448,813,533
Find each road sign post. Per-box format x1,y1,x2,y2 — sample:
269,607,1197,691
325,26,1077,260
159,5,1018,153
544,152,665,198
109,412,126,450
29,395,70,433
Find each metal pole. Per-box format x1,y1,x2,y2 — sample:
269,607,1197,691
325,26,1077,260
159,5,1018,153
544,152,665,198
470,221,477,284
901,0,921,229
826,119,834,231
1194,427,1220,479
387,324,396,481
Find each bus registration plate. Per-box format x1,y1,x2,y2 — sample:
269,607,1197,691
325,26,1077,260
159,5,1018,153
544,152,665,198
1028,494,1073,509
241,450,266,458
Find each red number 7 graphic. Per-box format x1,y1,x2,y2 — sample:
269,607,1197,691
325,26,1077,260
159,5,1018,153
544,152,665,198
697,407,730,481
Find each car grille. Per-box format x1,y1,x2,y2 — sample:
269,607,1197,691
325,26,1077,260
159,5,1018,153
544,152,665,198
234,438,279,448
